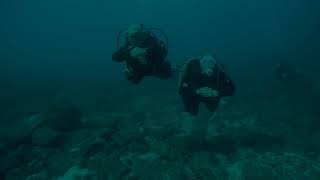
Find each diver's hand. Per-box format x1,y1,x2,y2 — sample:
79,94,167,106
182,83,189,88
196,87,219,98
124,61,133,75
130,47,147,64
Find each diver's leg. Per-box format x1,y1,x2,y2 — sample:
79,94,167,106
125,71,143,84
205,99,220,113
182,93,200,116
180,100,209,151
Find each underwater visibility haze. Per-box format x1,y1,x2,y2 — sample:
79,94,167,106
0,0,320,179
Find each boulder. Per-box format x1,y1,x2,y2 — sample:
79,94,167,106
1,148,26,173
0,114,43,147
31,127,66,147
42,104,83,132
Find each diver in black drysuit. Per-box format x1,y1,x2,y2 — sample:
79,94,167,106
179,54,235,115
112,24,172,84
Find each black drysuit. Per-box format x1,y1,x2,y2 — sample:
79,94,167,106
179,58,235,115
112,31,171,84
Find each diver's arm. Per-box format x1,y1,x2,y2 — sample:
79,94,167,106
178,80,191,94
219,72,235,97
178,66,196,94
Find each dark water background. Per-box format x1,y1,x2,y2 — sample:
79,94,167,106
1,0,320,124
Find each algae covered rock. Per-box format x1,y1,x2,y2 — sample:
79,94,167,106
228,152,320,180
58,166,96,180
87,154,129,180
68,134,109,161
4,168,26,180
42,103,83,132
112,130,145,147
25,171,48,180
0,114,43,147
207,134,237,154
128,152,189,180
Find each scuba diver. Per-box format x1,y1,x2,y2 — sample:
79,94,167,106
178,54,235,116
112,24,172,84
274,61,301,81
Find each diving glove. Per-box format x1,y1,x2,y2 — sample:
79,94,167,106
196,87,219,98
124,61,133,75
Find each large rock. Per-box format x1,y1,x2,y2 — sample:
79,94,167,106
4,168,26,180
0,115,43,147
1,147,26,174
42,104,83,132
31,127,66,147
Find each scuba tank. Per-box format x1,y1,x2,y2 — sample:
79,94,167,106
116,24,169,57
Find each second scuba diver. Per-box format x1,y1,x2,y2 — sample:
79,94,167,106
179,54,235,115
112,24,172,84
